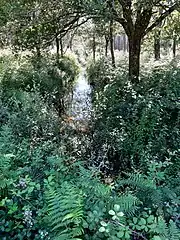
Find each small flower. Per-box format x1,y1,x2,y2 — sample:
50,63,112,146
23,209,33,228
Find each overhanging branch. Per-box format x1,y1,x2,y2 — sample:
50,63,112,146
145,3,178,35
43,17,91,48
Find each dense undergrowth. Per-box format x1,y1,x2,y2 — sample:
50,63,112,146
0,55,180,240
0,54,79,116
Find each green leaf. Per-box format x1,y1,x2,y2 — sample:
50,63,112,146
112,215,118,220
28,186,34,194
117,231,124,238
48,175,53,182
117,212,124,217
99,226,106,232
114,204,120,212
152,236,162,240
62,213,75,221
124,231,130,239
148,223,157,229
100,221,108,227
136,225,143,231
147,215,155,223
133,217,138,224
139,218,146,225
36,183,40,190
109,210,115,215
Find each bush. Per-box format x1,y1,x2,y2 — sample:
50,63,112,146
42,155,180,240
0,54,79,116
0,88,61,239
88,61,180,176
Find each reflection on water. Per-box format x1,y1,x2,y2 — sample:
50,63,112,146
70,69,91,121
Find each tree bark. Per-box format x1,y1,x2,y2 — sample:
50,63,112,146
128,36,141,84
123,34,126,52
69,37,73,51
173,36,176,58
60,37,63,57
92,34,96,62
105,36,109,57
154,30,161,60
111,1,177,84
36,45,41,58
35,45,41,68
109,20,115,67
56,36,60,63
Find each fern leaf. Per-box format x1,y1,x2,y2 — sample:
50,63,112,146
45,182,84,240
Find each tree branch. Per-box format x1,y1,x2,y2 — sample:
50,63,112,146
106,0,129,34
43,17,91,48
135,8,152,37
117,0,134,36
145,3,178,35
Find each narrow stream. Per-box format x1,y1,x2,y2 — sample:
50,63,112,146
69,68,91,123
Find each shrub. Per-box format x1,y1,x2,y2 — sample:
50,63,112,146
88,61,180,176
0,54,79,116
43,156,180,240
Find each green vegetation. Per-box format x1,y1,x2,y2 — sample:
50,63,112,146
0,0,180,240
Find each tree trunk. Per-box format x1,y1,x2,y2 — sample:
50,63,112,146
109,20,115,67
35,45,41,68
154,30,161,60
92,34,96,62
69,37,73,51
105,36,109,57
128,36,141,84
60,37,63,57
56,36,60,63
123,34,126,52
173,36,176,58
36,45,41,58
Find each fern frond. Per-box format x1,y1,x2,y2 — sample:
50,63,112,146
117,173,156,190
45,181,84,240
167,220,180,240
116,173,164,207
115,194,140,216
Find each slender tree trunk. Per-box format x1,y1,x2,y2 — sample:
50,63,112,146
36,45,41,58
56,36,60,64
60,37,63,57
35,45,41,69
109,20,115,67
173,36,176,58
128,36,141,84
123,34,126,52
92,34,96,62
154,30,161,60
105,36,109,57
69,37,73,51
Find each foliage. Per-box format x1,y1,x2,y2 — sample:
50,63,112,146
87,57,127,98
88,60,180,176
0,54,79,116
0,1,180,236
0,86,60,239
0,62,180,239
41,155,180,240
45,181,84,240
